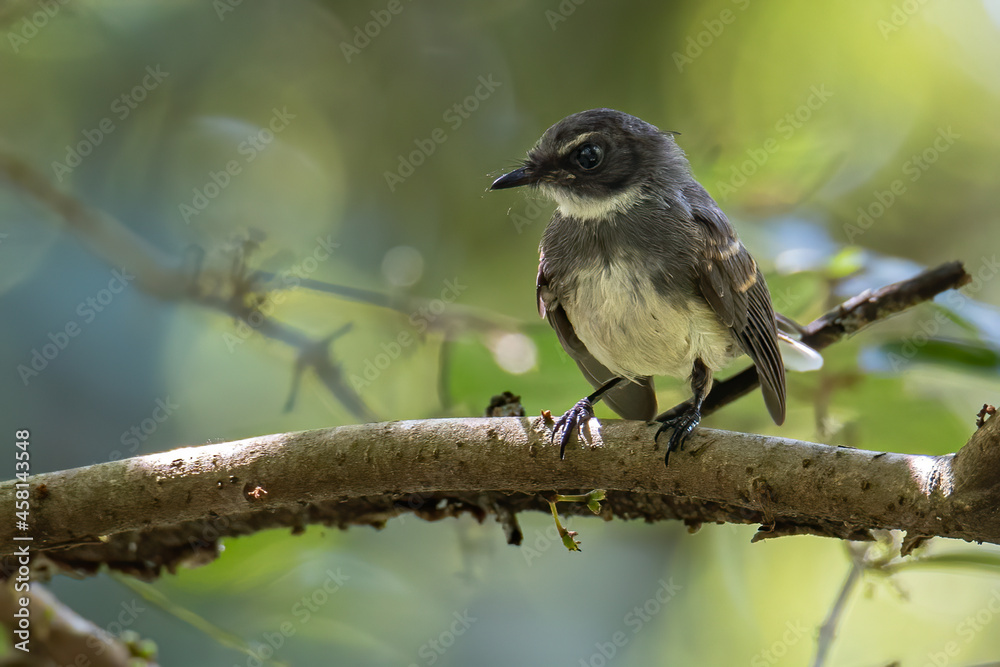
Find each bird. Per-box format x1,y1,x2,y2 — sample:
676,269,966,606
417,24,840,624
489,108,820,466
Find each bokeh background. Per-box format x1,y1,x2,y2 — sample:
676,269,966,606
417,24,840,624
3,0,1000,664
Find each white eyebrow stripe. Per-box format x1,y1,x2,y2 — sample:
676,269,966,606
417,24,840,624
557,132,602,157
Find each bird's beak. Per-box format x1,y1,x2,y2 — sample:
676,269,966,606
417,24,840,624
490,166,535,190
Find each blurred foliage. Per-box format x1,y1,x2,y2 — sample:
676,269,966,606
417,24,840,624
2,0,1000,665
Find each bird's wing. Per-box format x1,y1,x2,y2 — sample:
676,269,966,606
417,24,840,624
537,254,657,421
686,190,786,425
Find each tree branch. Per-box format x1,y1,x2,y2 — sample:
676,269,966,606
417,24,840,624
0,261,986,580
0,583,150,666
3,148,988,582
3,410,998,580
660,260,972,420
0,150,514,422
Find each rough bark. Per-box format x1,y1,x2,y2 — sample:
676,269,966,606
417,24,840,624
2,412,998,580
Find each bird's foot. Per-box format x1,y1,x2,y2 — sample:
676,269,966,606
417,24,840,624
654,406,702,467
552,398,595,459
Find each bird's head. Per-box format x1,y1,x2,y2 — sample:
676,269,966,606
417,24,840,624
490,108,687,222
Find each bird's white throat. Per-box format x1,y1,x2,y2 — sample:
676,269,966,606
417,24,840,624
542,183,645,223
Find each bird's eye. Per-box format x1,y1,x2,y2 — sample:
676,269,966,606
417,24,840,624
574,143,604,170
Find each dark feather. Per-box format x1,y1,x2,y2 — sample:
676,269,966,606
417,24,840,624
687,192,786,425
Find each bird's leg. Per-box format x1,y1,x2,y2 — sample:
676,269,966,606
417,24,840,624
552,377,624,459
655,359,712,466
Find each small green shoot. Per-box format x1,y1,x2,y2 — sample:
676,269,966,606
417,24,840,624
546,490,607,552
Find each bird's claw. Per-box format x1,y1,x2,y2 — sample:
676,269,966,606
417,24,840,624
654,407,702,466
552,398,595,459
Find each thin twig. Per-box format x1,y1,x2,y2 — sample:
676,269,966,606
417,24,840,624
812,546,865,667
660,261,971,421
0,151,513,422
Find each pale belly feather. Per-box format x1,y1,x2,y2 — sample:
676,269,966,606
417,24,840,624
563,262,735,382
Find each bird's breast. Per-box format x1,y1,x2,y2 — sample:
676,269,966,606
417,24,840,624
562,259,735,381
